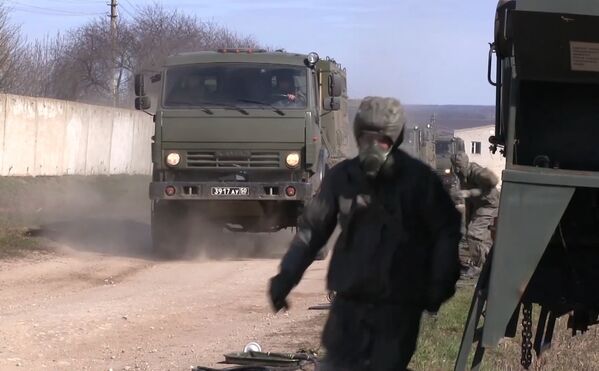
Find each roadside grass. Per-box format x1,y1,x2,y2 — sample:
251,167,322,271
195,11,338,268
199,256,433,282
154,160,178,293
411,285,599,371
0,219,45,258
0,175,150,258
411,285,475,370
294,284,599,370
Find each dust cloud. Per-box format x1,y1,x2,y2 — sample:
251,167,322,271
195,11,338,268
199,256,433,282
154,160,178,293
185,221,295,261
1,175,298,261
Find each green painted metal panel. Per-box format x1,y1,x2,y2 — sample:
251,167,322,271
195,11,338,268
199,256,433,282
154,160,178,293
517,0,599,16
482,181,574,347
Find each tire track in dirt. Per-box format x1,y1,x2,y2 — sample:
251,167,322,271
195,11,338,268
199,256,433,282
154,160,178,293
0,245,329,371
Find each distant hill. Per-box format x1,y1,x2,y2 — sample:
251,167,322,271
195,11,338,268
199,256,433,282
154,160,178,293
348,99,495,135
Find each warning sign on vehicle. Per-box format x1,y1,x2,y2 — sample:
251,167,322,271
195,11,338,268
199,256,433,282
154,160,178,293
570,41,599,72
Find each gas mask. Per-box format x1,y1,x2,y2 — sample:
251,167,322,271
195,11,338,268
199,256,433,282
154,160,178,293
353,96,406,179
357,132,395,178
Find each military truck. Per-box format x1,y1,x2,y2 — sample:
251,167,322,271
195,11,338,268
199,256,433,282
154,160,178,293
434,134,464,191
133,49,349,257
400,121,437,169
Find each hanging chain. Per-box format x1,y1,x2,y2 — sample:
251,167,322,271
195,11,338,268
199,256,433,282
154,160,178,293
521,303,533,369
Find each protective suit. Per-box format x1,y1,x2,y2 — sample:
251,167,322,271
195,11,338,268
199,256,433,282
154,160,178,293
268,97,462,371
451,152,499,270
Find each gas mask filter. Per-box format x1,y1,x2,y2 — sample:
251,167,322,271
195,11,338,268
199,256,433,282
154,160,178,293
357,132,394,179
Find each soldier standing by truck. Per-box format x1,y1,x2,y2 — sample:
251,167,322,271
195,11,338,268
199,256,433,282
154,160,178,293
451,151,499,277
269,96,462,370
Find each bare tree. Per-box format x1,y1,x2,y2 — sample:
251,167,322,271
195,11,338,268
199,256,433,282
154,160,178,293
7,3,264,107
129,4,261,72
0,4,27,93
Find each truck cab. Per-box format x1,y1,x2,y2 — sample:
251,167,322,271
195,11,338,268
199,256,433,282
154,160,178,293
435,135,465,191
134,49,348,257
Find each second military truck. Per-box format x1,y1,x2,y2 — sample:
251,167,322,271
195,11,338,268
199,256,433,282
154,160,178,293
134,49,350,257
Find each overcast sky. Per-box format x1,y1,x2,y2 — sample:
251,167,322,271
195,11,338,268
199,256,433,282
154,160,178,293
6,0,499,105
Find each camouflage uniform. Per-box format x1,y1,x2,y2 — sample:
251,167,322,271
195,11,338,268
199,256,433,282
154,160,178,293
451,152,500,268
269,97,462,371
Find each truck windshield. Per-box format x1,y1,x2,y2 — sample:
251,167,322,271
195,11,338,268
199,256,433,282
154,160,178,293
435,141,453,155
163,63,308,109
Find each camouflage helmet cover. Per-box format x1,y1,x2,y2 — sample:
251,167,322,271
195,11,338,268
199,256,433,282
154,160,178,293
451,151,469,168
353,96,406,144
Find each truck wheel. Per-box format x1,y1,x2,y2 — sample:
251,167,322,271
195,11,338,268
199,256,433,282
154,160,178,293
151,201,188,259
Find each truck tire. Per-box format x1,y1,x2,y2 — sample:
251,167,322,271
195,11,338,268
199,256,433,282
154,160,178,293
151,201,188,259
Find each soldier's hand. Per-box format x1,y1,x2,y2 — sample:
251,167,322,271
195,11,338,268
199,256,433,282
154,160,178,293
449,188,463,200
458,190,471,198
426,284,455,313
268,273,293,312
469,188,482,197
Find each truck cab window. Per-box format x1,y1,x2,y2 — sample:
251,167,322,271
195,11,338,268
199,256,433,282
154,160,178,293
163,64,308,109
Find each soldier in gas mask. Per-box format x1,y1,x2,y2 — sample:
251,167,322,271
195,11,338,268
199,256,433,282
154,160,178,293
451,151,499,277
268,97,462,370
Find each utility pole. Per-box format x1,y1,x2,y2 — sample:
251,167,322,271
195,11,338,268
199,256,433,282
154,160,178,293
110,0,118,107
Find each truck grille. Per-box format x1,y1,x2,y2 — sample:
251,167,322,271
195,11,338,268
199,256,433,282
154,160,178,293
186,151,281,168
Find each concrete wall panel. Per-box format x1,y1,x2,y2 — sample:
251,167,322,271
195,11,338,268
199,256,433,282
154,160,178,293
3,95,37,176
35,99,67,176
131,113,153,174
85,106,114,175
63,103,90,175
109,109,135,174
0,95,7,175
0,95,153,177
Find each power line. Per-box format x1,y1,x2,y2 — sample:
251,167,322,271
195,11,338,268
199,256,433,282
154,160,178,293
122,0,142,13
9,7,104,16
118,1,137,19
6,1,104,16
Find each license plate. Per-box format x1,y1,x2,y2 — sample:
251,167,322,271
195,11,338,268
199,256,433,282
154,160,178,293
210,187,249,196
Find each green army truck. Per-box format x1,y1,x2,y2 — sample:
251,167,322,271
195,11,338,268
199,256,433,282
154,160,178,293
400,119,437,169
434,134,465,191
133,49,349,257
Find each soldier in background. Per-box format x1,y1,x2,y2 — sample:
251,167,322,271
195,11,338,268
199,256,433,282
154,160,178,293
451,151,500,278
268,96,462,370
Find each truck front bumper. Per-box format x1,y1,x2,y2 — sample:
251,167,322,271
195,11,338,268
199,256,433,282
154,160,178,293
150,181,312,201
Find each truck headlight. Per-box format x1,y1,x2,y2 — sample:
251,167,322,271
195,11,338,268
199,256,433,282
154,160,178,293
165,152,181,167
444,168,451,174
286,153,300,168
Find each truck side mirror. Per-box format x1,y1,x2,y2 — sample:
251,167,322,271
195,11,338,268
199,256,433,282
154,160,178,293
323,97,341,111
134,73,145,96
328,73,344,97
135,96,151,110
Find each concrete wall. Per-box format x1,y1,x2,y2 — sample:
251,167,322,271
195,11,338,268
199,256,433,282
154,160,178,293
454,125,506,184
0,94,153,176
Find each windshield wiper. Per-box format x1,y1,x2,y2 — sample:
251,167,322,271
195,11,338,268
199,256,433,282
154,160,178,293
165,100,214,114
191,100,249,115
236,99,285,116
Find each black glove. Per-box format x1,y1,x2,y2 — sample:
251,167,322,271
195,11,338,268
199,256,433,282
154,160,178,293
268,273,294,312
426,284,455,313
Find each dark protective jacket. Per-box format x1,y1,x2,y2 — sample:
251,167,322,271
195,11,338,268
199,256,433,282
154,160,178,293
458,162,500,217
280,150,462,308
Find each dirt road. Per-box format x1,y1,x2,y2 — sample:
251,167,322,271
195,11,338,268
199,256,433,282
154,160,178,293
0,240,329,371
